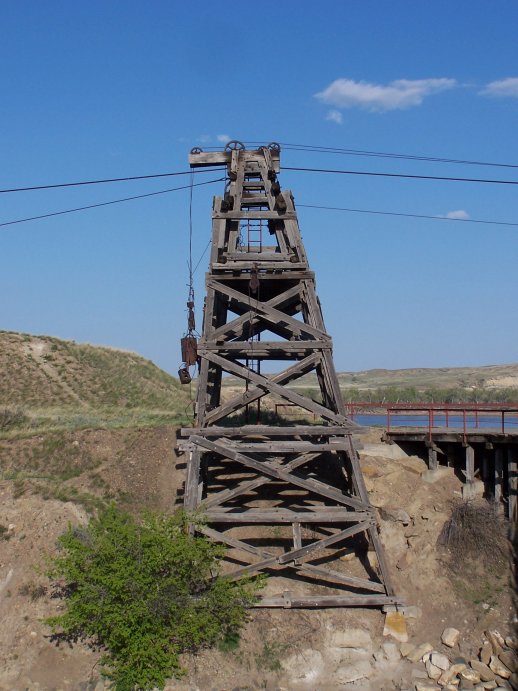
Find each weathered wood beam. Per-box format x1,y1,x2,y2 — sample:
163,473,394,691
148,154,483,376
296,562,386,593
180,426,360,437
226,522,372,578
203,352,321,425
190,435,366,510
204,351,349,425
207,279,330,341
204,509,371,523
210,284,302,341
199,340,332,354
257,594,399,608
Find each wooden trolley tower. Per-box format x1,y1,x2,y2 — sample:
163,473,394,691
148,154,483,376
180,142,396,608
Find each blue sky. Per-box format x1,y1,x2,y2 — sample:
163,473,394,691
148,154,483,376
1,1,517,374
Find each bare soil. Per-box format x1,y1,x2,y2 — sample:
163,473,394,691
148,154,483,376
0,426,515,690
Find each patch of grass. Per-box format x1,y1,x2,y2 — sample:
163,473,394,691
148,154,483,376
0,523,10,540
254,641,289,673
13,478,27,498
218,630,241,653
19,581,47,601
0,407,27,431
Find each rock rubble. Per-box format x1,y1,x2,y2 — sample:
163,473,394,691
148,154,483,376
395,626,517,690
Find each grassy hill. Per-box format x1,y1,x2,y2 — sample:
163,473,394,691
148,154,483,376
304,363,518,391
222,363,518,403
0,331,193,434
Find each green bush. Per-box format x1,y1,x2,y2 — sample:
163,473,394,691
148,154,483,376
46,506,261,689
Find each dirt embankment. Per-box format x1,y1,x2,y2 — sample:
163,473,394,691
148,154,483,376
0,427,515,690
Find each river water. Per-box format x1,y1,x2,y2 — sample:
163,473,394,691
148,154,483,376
351,413,518,430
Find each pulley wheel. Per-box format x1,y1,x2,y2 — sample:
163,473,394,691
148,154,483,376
224,140,245,152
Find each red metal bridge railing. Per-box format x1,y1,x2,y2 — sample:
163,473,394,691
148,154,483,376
345,402,518,443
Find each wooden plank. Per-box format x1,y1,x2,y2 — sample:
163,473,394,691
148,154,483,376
204,510,370,523
220,441,350,452
200,526,272,560
223,253,291,261
210,284,301,341
297,562,386,594
367,525,396,597
213,211,296,220
184,448,201,511
292,522,302,551
181,426,359,436
257,594,399,608
227,522,372,578
212,261,307,270
198,340,332,355
508,447,517,522
189,151,230,167
219,271,315,281
200,340,331,350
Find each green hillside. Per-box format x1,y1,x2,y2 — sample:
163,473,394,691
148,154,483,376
0,331,192,433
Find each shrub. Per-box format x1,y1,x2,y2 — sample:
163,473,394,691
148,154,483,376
0,407,26,431
46,506,261,689
438,499,509,573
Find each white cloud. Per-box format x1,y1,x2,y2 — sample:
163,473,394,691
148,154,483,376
481,77,518,98
315,77,456,112
444,210,470,220
325,109,343,124
216,133,231,143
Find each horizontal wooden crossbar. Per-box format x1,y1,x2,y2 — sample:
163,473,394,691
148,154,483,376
258,595,400,608
204,509,371,523
180,426,361,436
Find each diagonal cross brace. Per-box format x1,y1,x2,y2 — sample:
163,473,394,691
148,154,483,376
203,352,321,425
208,279,330,341
222,521,374,578
200,526,386,593
190,435,366,510
204,351,350,425
210,284,302,342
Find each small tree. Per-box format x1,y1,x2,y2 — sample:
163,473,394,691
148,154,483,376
46,506,261,690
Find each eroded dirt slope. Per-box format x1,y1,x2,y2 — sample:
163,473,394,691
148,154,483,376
0,428,515,690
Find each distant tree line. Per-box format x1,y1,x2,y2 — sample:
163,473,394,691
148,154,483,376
340,387,518,405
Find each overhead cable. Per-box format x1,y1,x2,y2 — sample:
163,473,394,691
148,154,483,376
0,178,224,228
0,168,223,195
251,141,518,171
298,204,518,227
284,166,518,186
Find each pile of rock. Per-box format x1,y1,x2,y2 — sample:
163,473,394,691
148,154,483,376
401,627,517,690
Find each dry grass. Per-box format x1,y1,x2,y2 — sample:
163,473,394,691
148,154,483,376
438,499,510,573
0,331,193,438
